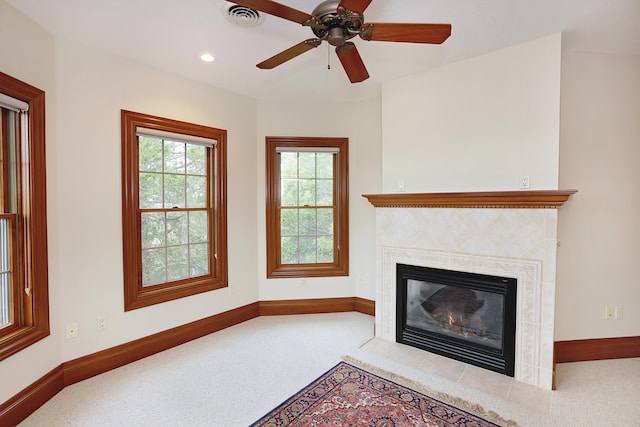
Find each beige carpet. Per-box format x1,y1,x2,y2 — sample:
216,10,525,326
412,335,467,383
18,312,640,426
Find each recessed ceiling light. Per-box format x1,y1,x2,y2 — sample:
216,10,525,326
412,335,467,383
200,53,215,63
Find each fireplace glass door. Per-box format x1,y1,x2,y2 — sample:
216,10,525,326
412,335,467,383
396,264,517,376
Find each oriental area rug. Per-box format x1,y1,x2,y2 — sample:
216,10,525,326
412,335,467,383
250,361,518,427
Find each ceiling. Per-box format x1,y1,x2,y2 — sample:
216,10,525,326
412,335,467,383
7,0,640,102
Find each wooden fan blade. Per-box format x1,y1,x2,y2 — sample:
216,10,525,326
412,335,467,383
232,0,313,24
335,42,369,83
338,0,373,14
257,39,321,69
360,23,451,44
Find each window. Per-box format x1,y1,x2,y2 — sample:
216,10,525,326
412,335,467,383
265,137,348,278
121,111,227,311
0,71,49,361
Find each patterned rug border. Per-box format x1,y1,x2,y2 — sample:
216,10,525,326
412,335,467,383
341,354,519,427
251,358,519,427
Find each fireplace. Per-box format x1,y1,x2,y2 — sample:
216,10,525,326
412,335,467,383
364,191,577,389
396,263,516,376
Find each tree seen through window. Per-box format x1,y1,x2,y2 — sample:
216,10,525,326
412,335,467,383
266,137,348,278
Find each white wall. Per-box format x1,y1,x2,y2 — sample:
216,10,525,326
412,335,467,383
53,38,259,362
556,52,640,340
379,35,640,342
351,102,382,300
1,0,382,403
256,99,381,301
0,0,259,402
381,34,562,193
3,0,636,407
0,0,60,405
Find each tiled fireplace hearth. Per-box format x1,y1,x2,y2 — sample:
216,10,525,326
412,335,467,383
363,190,576,390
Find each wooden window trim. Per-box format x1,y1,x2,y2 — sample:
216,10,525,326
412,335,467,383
266,136,349,278
0,71,50,362
121,110,228,311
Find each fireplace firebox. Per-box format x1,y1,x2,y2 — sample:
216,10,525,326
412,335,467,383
396,263,517,376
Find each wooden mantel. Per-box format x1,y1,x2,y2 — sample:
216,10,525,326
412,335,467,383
362,190,577,209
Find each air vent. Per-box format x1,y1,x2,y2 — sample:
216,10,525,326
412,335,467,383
222,3,265,27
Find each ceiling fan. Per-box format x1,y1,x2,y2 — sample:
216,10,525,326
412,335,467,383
230,0,451,83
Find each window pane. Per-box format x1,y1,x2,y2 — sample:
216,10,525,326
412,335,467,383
139,136,163,172
190,243,209,276
317,208,333,235
164,140,185,174
316,179,333,206
299,209,317,236
186,144,206,175
0,219,8,272
164,174,186,208
281,179,298,206
142,248,166,286
141,212,165,248
280,208,298,236
316,153,333,179
166,211,188,246
123,110,227,311
167,246,189,282
188,211,208,243
298,179,315,206
139,172,163,208
280,152,297,178
317,236,333,263
1,109,19,213
281,236,298,264
266,137,347,278
0,271,8,328
0,77,52,360
0,218,10,327
299,237,316,263
298,153,316,178
186,175,206,208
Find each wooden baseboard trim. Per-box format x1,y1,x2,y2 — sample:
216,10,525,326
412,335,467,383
258,297,375,316
354,297,375,316
555,336,640,363
0,303,259,426
63,302,260,386
0,365,64,426
0,298,374,425
258,297,354,315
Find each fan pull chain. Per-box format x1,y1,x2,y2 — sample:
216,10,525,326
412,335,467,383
327,43,331,70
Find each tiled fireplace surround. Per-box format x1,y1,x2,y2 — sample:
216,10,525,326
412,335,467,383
364,191,576,390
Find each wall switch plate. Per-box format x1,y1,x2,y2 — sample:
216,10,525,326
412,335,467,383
614,306,623,319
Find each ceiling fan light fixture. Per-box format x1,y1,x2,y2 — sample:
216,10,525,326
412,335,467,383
229,0,451,83
222,2,265,27
327,26,348,47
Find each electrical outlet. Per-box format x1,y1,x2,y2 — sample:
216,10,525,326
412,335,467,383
519,175,530,189
97,317,106,331
605,306,614,320
66,322,78,338
398,180,405,192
